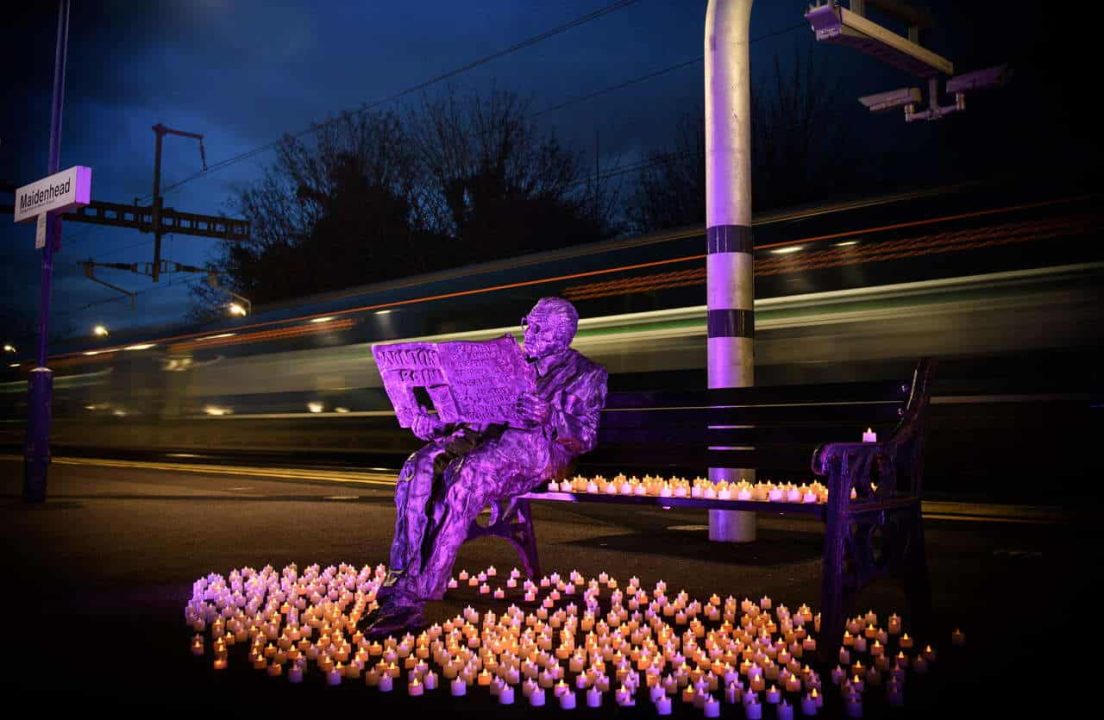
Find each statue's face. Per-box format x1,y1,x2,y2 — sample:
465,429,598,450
522,307,572,359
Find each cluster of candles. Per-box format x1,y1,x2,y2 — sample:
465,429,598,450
186,563,955,716
545,474,832,504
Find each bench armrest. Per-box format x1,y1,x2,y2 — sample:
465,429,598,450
812,441,900,504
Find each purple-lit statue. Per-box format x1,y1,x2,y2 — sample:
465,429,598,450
367,297,607,636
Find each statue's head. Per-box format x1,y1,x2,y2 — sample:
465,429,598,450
522,297,578,359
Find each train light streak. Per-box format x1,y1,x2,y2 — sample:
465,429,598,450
564,213,1102,302
203,406,232,416
198,333,236,341
835,240,859,247
124,344,156,351
307,402,325,414
32,194,1100,364
770,245,804,254
310,316,335,323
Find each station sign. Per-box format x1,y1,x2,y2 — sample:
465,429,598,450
13,165,92,223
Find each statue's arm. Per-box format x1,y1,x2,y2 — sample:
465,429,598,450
549,366,608,455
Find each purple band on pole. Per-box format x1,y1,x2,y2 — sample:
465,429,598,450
706,225,754,254
707,309,754,338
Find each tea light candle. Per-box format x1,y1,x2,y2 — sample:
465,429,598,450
378,673,394,692
288,663,304,683
656,695,672,715
499,685,515,705
451,677,466,696
530,687,547,706
559,689,577,709
952,628,966,646
704,696,721,717
408,677,424,696
862,428,877,443
765,685,781,704
745,699,763,720
587,686,602,707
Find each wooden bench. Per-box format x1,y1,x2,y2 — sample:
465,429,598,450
468,359,935,647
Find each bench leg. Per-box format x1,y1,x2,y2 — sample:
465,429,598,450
505,500,541,580
466,499,542,580
820,509,847,663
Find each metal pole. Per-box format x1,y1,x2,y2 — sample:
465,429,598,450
151,123,164,282
23,0,71,503
705,0,756,542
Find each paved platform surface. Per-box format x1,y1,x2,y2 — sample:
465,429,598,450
0,456,1094,716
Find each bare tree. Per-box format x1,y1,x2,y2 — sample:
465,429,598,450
627,114,705,233
628,48,853,232
190,110,438,316
752,49,851,210
411,87,613,259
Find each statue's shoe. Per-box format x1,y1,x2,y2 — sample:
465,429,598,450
364,603,427,640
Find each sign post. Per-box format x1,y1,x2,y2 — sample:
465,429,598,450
18,0,75,503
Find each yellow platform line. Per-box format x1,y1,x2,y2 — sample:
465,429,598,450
19,455,400,488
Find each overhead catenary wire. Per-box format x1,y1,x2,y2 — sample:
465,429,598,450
91,16,803,261
83,0,645,264
157,0,644,198
61,9,806,330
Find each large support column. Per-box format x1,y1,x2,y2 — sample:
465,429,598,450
705,0,756,542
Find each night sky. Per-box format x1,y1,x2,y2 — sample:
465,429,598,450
1,0,1097,346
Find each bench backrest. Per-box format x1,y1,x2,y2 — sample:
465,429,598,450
576,359,933,496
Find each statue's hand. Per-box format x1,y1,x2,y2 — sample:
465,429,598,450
516,392,550,427
411,414,445,441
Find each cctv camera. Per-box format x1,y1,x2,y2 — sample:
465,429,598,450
858,87,922,112
946,64,1011,94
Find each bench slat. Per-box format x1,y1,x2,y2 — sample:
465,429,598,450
605,380,909,409
520,490,830,516
598,404,904,428
597,423,900,445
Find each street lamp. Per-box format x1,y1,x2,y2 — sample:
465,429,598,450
205,270,251,317
93,324,109,337
227,292,251,317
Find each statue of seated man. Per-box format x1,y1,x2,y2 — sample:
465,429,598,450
367,297,607,637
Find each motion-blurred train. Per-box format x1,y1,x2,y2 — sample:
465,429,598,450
2,180,1101,503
